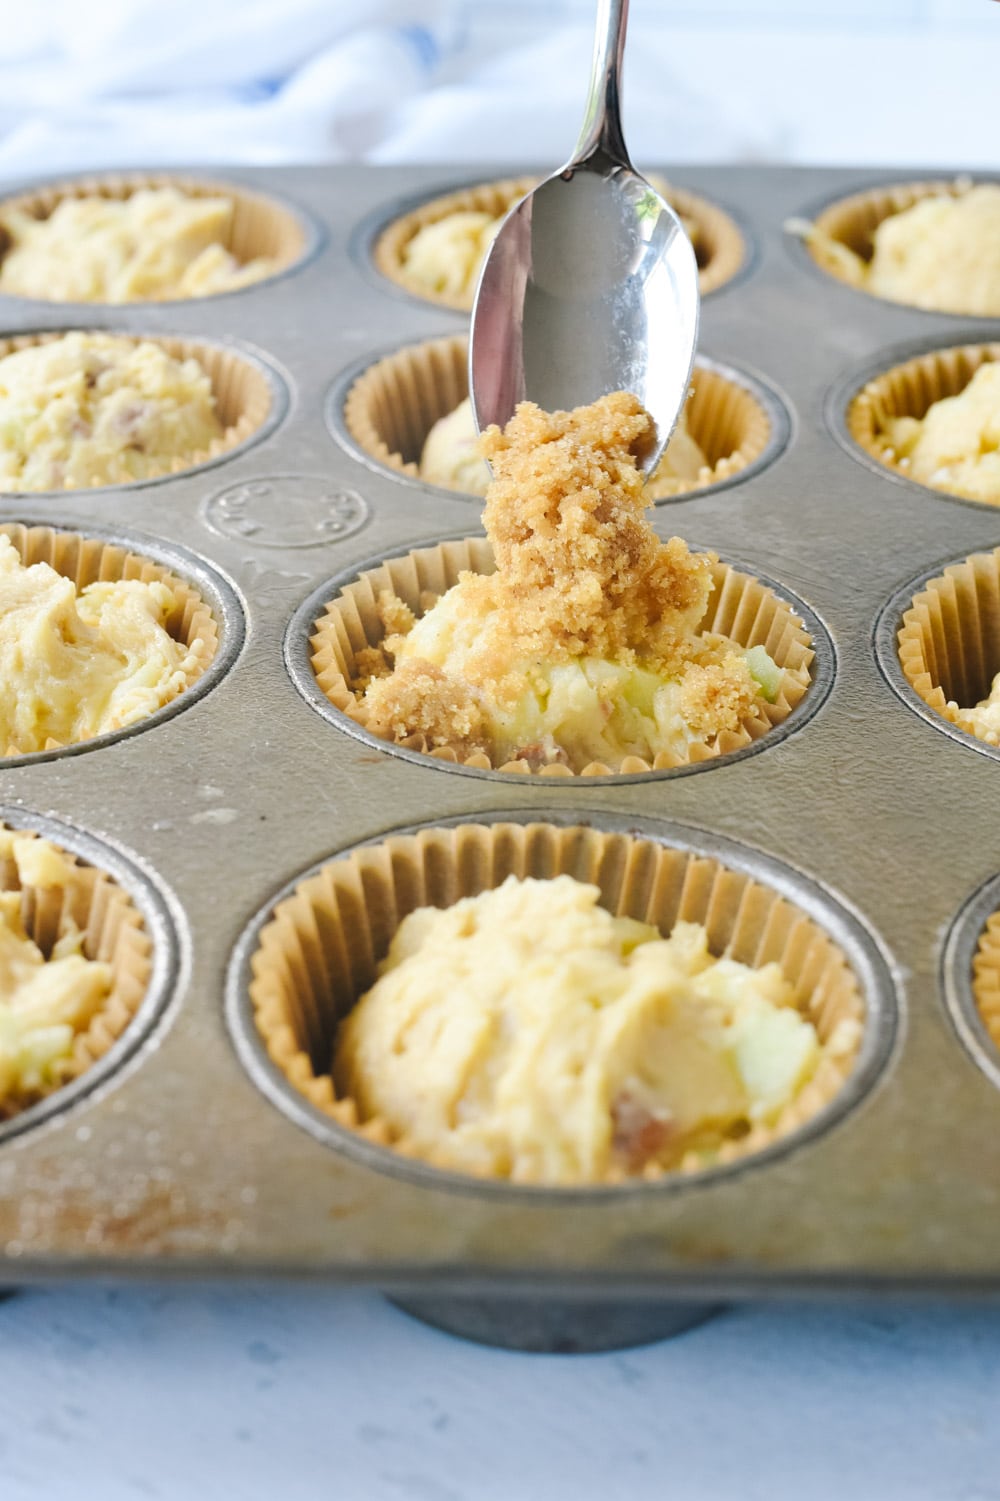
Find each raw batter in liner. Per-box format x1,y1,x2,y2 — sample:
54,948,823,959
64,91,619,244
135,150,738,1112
0,535,203,754
359,391,782,773
0,332,223,491
0,187,277,303
878,361,1000,505
0,832,111,1111
335,874,860,1184
799,183,1000,316
399,176,699,303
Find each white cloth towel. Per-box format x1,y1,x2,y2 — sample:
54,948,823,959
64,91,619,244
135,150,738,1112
0,0,457,174
0,1,997,177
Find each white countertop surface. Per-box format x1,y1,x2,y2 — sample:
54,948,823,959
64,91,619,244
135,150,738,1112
1,1286,997,1499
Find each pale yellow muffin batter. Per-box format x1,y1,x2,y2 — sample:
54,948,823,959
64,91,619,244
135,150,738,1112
400,176,696,304
0,831,110,1109
401,211,499,302
882,362,1000,505
0,332,224,491
419,395,710,498
419,398,494,494
802,184,1000,315
955,672,1000,743
361,392,781,773
0,187,277,303
0,535,202,754
335,875,854,1184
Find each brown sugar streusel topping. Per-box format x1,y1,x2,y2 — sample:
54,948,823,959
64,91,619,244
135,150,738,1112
362,392,759,754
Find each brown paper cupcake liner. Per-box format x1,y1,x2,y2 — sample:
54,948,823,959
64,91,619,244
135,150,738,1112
372,177,535,312
897,547,1000,746
0,330,273,491
669,181,746,296
309,538,814,777
0,821,154,1120
373,176,744,311
343,333,770,499
848,342,1000,498
645,362,771,498
972,910,1000,1055
247,821,865,1185
0,172,308,301
0,522,218,757
796,177,973,295
344,333,471,482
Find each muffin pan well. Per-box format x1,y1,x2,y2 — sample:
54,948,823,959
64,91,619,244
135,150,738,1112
291,535,826,779
789,175,998,313
836,336,1000,507
876,546,1000,758
0,807,182,1145
3,164,1000,1331
0,172,321,303
0,519,243,764
0,330,288,496
330,333,789,502
229,815,890,1193
367,175,747,310
943,871,1000,1099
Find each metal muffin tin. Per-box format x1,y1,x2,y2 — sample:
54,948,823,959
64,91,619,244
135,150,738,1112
3,165,1000,1346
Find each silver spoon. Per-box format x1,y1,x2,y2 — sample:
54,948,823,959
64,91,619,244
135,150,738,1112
469,0,700,473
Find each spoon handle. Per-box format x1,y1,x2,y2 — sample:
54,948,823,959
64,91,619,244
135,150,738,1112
572,0,631,168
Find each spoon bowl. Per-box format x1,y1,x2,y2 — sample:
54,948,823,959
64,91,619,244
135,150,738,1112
469,0,700,472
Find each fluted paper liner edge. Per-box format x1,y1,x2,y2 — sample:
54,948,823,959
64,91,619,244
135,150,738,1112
248,821,865,1185
973,911,1000,1055
638,357,772,497
0,822,153,1120
898,547,1000,747
801,177,972,294
343,333,771,499
848,342,1000,499
0,330,273,489
373,176,745,310
310,538,814,777
0,522,218,757
0,172,307,301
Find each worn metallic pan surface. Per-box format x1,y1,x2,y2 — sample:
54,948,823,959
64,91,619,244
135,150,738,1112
1,163,999,1298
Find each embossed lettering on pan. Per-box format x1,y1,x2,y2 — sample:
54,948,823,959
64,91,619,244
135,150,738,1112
201,475,370,550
